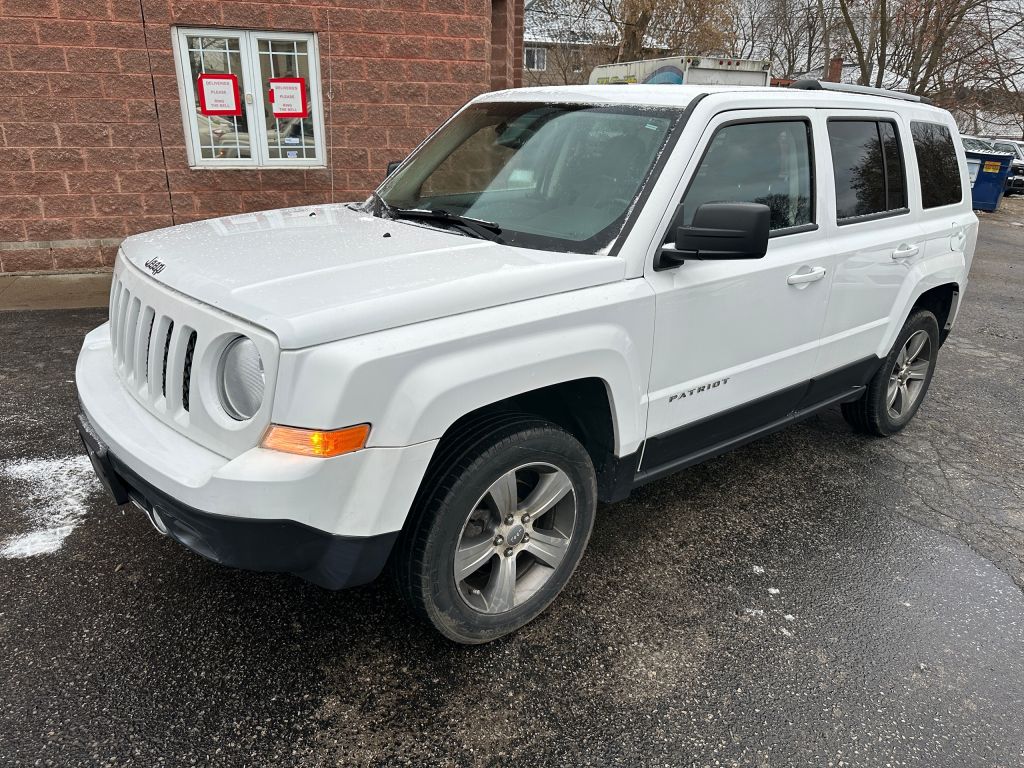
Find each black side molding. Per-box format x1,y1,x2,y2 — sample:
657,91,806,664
635,356,883,486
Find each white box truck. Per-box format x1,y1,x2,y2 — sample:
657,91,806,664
590,56,771,86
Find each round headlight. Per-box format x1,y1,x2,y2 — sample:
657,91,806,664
219,336,264,421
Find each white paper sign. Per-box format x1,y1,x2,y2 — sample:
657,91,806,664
198,74,240,116
269,78,307,118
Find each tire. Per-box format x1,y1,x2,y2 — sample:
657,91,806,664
393,415,597,644
841,309,940,437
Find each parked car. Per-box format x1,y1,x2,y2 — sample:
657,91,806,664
986,138,1024,196
215,118,316,159
196,112,232,146
961,135,994,152
77,82,977,643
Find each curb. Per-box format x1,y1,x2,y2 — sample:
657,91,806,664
0,270,112,312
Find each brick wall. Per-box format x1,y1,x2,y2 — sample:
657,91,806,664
0,0,524,273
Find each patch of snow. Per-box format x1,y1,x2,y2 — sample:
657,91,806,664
767,587,780,595
784,614,795,622
743,608,764,617
0,455,99,558
752,565,765,575
780,627,794,638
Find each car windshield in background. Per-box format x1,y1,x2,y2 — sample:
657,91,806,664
991,141,1024,159
376,102,679,254
962,137,993,152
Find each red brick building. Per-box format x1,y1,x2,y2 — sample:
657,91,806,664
0,0,523,273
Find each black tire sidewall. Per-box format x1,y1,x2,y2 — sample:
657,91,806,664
871,310,940,435
418,427,596,644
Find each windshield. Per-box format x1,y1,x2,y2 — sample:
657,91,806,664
375,102,680,254
991,141,1024,159
962,137,992,151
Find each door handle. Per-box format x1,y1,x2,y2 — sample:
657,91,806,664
891,244,920,260
787,266,827,285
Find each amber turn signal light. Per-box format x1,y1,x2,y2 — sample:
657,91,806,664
261,423,370,458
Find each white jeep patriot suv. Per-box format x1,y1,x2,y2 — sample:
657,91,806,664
76,82,977,643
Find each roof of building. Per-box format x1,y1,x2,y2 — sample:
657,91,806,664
523,0,617,46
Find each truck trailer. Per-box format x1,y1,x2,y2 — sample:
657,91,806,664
589,56,772,86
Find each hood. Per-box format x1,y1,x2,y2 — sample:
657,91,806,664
119,205,625,349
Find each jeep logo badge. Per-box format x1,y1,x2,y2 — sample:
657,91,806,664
506,524,526,546
144,257,166,275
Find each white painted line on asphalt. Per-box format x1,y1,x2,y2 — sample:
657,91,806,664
0,455,99,558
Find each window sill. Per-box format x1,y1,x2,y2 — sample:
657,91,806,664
188,164,327,171
837,207,910,226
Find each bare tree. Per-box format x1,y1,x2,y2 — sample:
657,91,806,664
523,0,618,85
596,0,733,61
728,0,842,79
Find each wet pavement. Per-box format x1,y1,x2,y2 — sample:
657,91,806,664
1,200,1023,766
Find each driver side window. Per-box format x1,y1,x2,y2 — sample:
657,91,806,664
681,120,814,231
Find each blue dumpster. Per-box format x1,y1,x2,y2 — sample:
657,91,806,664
964,150,1013,212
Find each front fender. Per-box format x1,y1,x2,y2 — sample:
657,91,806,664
272,280,656,457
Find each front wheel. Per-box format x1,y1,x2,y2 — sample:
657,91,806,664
394,417,597,644
842,309,940,436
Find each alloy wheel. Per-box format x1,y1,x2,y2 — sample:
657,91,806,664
454,462,577,614
887,329,932,420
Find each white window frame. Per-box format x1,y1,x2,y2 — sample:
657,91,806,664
171,27,327,169
525,46,547,72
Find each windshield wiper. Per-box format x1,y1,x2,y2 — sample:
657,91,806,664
390,207,503,242
369,190,395,219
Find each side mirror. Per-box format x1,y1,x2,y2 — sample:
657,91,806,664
657,202,770,269
385,160,402,178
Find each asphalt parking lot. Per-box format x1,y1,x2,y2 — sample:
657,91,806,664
2,199,1023,767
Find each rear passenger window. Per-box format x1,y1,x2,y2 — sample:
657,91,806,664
911,122,963,208
680,120,813,232
828,119,908,222
879,122,906,210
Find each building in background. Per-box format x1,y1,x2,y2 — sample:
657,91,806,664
0,0,523,274
522,0,616,86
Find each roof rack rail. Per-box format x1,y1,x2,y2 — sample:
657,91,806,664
790,79,933,105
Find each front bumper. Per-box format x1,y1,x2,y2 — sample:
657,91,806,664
76,323,438,588
1006,174,1024,192
77,411,396,589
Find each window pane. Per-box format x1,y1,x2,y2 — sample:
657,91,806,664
186,35,251,160
911,121,963,209
681,121,813,231
258,38,318,161
879,121,907,211
828,120,888,220
525,47,546,71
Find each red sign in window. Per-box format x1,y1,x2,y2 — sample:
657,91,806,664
197,73,242,116
268,77,308,119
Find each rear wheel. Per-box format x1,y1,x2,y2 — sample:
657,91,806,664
842,309,940,436
394,416,597,644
